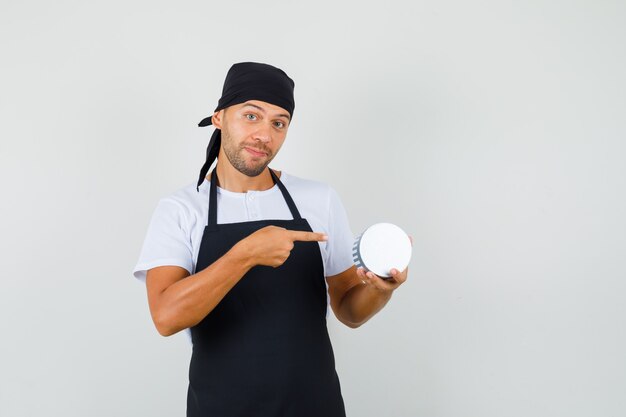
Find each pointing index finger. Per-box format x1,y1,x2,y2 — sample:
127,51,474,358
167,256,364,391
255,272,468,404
288,230,328,242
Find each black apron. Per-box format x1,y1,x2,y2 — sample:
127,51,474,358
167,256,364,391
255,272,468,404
187,168,346,417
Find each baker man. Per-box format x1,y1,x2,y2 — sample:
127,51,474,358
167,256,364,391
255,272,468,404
133,62,409,416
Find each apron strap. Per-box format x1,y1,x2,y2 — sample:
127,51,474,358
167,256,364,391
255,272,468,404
208,167,302,227
269,168,303,221
208,168,219,229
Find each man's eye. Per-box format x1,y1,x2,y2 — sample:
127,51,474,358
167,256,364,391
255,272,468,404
245,114,257,120
274,121,285,128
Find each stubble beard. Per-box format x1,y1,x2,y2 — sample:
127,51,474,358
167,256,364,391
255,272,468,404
222,131,274,177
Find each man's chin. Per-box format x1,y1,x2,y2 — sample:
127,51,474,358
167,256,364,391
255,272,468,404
238,163,270,177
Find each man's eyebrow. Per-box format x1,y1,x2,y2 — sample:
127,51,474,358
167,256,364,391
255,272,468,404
242,102,291,120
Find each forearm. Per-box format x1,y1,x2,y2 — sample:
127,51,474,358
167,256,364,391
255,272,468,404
337,284,392,328
156,242,253,336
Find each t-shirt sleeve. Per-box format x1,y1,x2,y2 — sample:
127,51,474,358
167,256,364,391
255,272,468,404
325,186,355,277
132,198,194,283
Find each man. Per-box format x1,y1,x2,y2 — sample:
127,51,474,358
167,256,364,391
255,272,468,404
133,62,409,416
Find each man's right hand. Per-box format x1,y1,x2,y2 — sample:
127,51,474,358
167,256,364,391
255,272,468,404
238,225,328,268
146,226,328,336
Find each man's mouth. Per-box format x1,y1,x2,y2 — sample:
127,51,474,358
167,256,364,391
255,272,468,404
244,147,268,157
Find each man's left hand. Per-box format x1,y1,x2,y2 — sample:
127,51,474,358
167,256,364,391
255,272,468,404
355,235,412,293
356,266,408,292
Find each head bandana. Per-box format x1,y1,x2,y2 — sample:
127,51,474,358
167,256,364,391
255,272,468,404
196,62,296,191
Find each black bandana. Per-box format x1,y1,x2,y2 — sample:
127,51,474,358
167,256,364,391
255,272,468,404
195,62,295,191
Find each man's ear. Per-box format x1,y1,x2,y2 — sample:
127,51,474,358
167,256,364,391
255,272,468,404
211,109,224,129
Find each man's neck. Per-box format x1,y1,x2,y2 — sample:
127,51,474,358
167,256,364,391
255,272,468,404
213,161,280,193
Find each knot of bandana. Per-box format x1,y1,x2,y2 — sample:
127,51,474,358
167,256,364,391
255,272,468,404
196,62,295,191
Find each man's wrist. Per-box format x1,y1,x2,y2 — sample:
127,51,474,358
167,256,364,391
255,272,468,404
229,239,255,271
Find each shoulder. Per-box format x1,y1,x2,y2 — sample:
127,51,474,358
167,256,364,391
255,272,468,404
279,171,347,216
166,180,207,204
154,181,207,223
280,171,334,197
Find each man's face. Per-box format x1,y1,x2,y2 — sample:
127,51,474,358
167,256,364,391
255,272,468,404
214,100,291,177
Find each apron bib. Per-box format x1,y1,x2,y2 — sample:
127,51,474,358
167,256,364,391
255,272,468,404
186,168,346,417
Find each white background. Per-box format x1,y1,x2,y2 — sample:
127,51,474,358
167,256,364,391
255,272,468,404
1,1,625,416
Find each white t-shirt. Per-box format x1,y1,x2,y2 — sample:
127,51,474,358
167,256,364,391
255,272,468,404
133,170,355,289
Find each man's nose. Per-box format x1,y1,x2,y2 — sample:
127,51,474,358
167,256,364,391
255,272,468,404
252,122,272,143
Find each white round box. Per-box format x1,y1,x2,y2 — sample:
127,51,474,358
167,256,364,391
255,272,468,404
353,223,412,278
